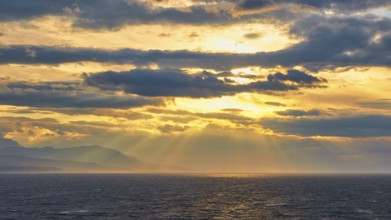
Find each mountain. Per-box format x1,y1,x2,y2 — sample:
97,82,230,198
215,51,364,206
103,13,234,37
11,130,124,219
0,137,22,148
0,154,113,172
0,145,142,168
0,139,184,172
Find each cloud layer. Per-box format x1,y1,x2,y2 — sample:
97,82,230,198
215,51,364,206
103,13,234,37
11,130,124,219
0,81,163,108
84,69,325,98
261,115,391,137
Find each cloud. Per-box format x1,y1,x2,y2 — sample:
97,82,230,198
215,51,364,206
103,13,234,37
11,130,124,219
357,100,391,110
0,0,65,22
0,81,163,108
243,33,262,39
289,0,390,12
0,0,391,71
215,71,259,79
84,69,238,98
1,0,388,29
264,101,286,107
267,69,326,84
24,47,37,58
3,13,391,73
234,0,276,11
276,109,322,117
2,8,391,73
0,0,233,29
235,0,390,14
0,116,124,146
236,0,273,10
0,2,389,73
158,124,190,133
83,69,323,98
269,15,391,71
147,107,253,125
221,108,243,112
37,108,154,120
0,46,253,70
261,115,391,137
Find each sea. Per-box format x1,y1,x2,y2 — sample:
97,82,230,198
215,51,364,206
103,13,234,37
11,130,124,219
0,173,390,219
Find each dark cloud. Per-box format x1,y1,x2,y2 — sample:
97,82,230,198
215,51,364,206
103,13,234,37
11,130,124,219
0,81,163,108
1,0,388,29
3,13,391,72
75,1,234,29
211,71,259,79
269,15,391,71
7,81,79,91
0,0,66,22
0,0,233,29
236,0,274,10
289,0,390,12
276,109,322,117
84,69,238,98
236,0,390,13
83,69,321,98
267,70,326,84
264,101,285,107
243,33,262,39
0,2,390,72
0,46,254,70
261,115,391,137
246,79,299,91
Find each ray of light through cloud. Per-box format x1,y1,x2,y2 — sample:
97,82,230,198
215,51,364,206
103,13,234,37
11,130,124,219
0,0,391,173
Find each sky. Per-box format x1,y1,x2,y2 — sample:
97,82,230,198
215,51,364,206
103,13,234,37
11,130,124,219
1,0,391,173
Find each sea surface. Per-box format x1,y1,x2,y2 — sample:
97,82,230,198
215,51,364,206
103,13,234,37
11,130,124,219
0,173,390,219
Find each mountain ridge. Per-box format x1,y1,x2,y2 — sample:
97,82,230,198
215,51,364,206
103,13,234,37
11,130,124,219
0,138,184,172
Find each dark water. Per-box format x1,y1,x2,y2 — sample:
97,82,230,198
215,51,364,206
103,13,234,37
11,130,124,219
0,174,391,219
